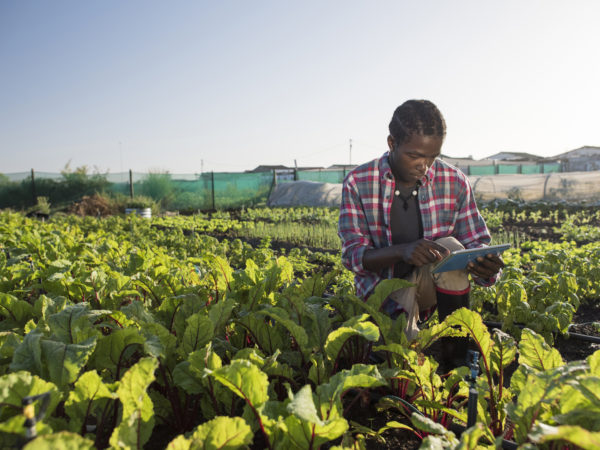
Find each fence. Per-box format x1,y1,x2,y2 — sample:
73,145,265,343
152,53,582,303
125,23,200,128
463,162,561,176
0,161,581,211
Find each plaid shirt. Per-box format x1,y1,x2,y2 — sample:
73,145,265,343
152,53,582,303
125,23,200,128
338,152,495,299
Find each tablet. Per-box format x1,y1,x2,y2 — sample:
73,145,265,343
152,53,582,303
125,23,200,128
431,243,511,274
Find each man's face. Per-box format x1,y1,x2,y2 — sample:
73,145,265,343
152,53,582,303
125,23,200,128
387,134,443,187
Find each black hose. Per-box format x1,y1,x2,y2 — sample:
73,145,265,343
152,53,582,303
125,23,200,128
483,321,600,344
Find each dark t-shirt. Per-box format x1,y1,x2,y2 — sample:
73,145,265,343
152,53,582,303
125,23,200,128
390,183,423,279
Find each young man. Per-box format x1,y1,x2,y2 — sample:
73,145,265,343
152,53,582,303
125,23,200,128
338,99,503,368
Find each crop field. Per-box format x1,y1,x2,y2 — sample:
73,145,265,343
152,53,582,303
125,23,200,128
1,204,600,449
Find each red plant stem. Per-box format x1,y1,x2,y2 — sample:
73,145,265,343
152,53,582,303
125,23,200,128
243,396,273,450
309,423,317,450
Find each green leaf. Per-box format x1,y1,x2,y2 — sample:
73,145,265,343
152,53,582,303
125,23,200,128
186,416,253,449
121,300,156,324
0,292,33,326
208,359,269,407
506,362,586,444
0,371,60,423
64,370,115,433
10,329,44,377
23,431,95,450
445,308,492,365
172,361,204,395
344,279,412,345
256,307,309,354
33,295,67,322
554,376,600,430
377,420,415,435
173,344,223,395
0,331,22,369
490,329,517,375
0,414,50,444
39,337,97,389
316,364,386,420
182,313,214,355
518,328,563,371
455,423,493,450
414,321,465,351
207,296,236,336
410,412,449,435
287,384,323,425
529,423,600,449
46,303,101,344
324,314,379,362
166,435,191,450
236,313,287,355
283,414,348,449
109,357,158,450
203,254,234,295
90,327,145,380
308,354,328,386
140,322,177,364
588,349,600,376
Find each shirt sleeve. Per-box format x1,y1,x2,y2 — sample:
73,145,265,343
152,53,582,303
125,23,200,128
453,175,500,286
338,173,373,276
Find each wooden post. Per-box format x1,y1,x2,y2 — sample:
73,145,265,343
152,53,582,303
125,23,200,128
211,171,215,210
31,169,37,205
129,170,134,198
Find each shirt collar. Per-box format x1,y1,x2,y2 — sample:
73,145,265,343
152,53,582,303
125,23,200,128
380,152,436,186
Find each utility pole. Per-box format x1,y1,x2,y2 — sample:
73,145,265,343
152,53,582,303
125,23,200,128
349,138,352,165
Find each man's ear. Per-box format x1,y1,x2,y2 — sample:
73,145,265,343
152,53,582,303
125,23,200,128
387,135,394,151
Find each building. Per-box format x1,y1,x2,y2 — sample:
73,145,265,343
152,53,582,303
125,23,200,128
484,152,545,161
552,146,600,172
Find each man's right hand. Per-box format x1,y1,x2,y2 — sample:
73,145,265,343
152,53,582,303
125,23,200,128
399,239,449,266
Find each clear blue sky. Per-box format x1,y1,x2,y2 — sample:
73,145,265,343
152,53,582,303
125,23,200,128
1,0,599,174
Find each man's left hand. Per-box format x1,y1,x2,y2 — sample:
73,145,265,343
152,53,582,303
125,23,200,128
467,254,504,280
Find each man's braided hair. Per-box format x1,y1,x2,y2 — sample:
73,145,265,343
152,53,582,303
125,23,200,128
388,100,446,148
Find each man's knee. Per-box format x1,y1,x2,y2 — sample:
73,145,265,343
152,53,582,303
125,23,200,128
432,237,470,292
435,236,464,253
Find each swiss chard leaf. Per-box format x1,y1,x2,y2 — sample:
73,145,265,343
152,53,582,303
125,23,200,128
529,423,600,449
518,328,563,371
180,416,253,449
23,431,96,449
64,370,116,434
0,370,60,423
109,357,158,449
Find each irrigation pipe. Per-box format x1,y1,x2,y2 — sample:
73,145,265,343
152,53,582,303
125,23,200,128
483,321,600,344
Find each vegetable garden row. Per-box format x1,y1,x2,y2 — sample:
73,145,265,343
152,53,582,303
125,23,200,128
1,205,600,449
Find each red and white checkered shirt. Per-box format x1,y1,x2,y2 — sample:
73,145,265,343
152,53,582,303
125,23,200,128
338,152,495,299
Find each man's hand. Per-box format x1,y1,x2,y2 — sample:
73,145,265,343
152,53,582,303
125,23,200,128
400,239,449,267
467,254,504,279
